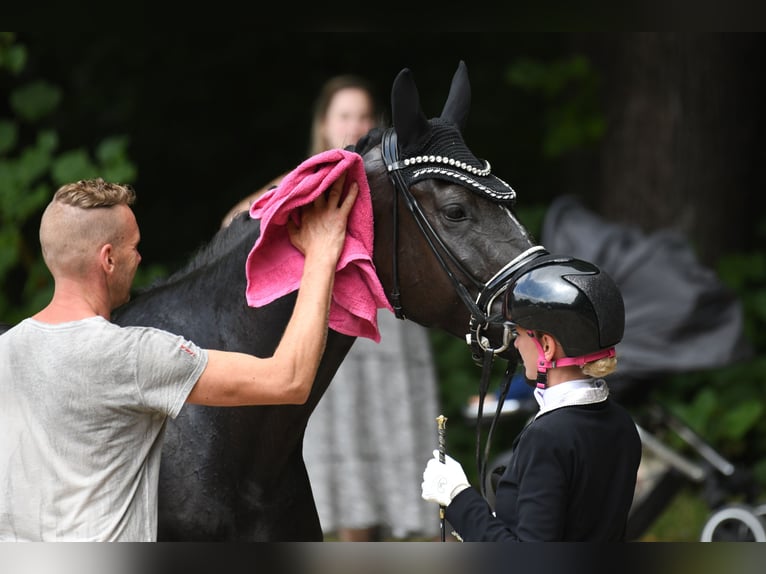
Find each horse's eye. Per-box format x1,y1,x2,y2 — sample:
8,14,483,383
443,204,467,221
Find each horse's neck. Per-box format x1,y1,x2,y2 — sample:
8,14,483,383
114,222,264,336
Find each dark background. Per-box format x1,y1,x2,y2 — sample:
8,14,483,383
14,32,599,267
16,32,765,271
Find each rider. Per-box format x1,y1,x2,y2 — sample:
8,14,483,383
421,254,642,541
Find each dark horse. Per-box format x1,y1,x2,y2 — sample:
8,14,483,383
111,61,538,541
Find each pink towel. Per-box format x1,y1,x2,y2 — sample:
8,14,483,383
245,148,393,341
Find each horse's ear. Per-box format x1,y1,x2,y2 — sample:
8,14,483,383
440,60,471,130
391,67,430,150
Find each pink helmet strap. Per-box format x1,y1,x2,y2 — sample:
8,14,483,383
551,347,616,369
531,333,616,389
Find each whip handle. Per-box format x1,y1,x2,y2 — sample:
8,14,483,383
436,415,448,542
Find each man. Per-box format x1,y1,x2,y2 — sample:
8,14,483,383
0,176,357,541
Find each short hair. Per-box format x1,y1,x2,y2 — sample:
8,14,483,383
53,178,136,208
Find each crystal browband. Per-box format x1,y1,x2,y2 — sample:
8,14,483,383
412,166,516,201
387,154,492,177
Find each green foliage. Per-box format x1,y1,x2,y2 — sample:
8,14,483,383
0,32,26,74
717,251,766,350
51,137,136,185
0,34,141,323
655,240,766,464
10,80,61,122
0,119,17,154
0,226,19,277
0,132,57,223
506,55,604,158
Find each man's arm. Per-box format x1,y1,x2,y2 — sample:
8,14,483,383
188,175,358,406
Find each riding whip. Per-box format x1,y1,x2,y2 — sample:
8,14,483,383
436,414,448,542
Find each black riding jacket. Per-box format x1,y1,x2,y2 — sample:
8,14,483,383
446,388,641,541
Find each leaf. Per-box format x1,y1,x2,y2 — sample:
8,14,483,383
96,136,137,183
95,136,130,165
50,149,98,184
0,120,18,155
0,228,20,275
9,81,62,123
0,161,20,215
15,183,51,220
674,388,717,433
0,34,26,75
16,142,54,187
719,401,763,440
5,44,27,75
35,130,59,154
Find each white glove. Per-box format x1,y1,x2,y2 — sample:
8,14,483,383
421,449,471,507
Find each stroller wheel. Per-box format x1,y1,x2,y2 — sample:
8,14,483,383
700,504,766,542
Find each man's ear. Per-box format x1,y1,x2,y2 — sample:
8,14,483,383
100,243,115,272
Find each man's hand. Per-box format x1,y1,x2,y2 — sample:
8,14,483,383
421,449,471,507
288,173,358,265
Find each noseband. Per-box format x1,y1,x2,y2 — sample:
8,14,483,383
381,128,547,362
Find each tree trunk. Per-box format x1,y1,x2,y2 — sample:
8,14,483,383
593,33,765,266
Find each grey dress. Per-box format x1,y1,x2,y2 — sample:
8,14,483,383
303,309,441,540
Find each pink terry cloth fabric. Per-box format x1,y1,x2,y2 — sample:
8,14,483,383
245,148,393,342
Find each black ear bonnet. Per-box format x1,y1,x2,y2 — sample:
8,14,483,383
383,61,517,205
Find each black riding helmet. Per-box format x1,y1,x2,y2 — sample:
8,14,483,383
504,256,625,358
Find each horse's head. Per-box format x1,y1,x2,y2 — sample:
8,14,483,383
358,61,543,363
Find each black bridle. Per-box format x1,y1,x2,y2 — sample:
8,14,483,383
381,127,548,497
381,127,547,362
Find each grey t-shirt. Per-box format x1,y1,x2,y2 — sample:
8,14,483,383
0,316,208,541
